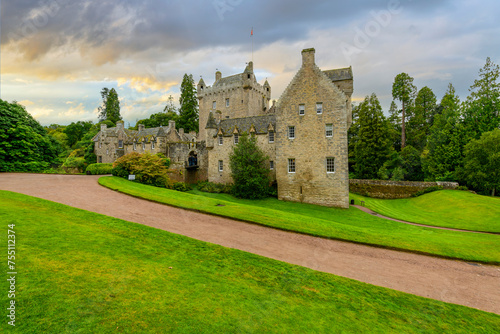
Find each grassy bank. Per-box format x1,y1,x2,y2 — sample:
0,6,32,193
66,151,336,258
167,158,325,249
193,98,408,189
349,190,500,233
98,177,500,264
1,190,499,333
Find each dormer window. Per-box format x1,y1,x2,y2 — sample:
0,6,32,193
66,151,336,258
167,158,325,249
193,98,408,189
142,142,145,150
151,140,155,149
269,131,274,143
234,133,239,144
218,135,223,145
133,142,136,150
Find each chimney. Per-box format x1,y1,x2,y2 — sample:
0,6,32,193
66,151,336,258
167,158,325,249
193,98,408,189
168,120,176,130
100,123,107,132
179,128,184,136
138,124,145,131
301,48,316,67
215,70,222,82
116,121,124,130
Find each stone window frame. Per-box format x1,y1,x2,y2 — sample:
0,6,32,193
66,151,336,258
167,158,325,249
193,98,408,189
288,126,295,139
316,102,323,114
213,101,217,110
226,98,230,107
142,142,146,150
234,133,239,144
268,131,274,143
151,139,155,150
288,158,296,173
326,157,335,173
218,160,223,172
325,123,333,137
270,161,274,170
218,135,223,145
299,104,305,116
118,140,124,148
133,142,137,151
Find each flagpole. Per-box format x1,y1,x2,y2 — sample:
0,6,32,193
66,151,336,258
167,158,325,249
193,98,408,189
251,27,253,63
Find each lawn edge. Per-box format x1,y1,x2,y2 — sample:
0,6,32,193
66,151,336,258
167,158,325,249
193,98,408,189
98,177,500,266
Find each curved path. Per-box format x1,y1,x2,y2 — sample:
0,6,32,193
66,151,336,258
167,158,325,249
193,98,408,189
352,204,500,235
1,173,499,315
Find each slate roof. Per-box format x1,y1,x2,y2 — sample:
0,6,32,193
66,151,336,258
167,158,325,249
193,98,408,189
323,67,353,82
93,125,192,143
214,73,244,87
217,115,276,137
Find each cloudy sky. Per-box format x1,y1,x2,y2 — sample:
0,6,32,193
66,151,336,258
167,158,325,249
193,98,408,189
1,0,499,126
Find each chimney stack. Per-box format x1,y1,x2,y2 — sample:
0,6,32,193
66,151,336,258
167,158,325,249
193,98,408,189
301,48,316,67
138,124,145,131
215,70,222,82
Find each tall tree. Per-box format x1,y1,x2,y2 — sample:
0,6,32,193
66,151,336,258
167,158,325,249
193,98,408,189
229,133,270,199
423,83,464,181
354,94,393,179
64,121,94,148
98,87,122,124
178,74,199,133
462,57,500,140
387,100,402,151
460,129,500,196
407,86,437,151
392,73,417,149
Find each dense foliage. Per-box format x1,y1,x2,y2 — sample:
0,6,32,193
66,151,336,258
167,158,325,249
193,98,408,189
85,163,114,175
229,133,271,199
0,99,59,172
98,87,122,124
112,152,171,187
178,74,199,133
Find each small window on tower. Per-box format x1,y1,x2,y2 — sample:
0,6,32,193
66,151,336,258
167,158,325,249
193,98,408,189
288,126,295,139
218,135,223,145
269,131,274,143
218,160,223,172
270,161,274,170
226,98,230,107
316,103,323,114
326,124,333,137
213,101,216,109
299,104,305,116
288,158,296,173
234,133,239,144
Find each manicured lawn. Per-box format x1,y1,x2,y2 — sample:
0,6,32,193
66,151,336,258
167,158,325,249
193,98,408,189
349,190,500,233
1,190,499,333
98,177,500,264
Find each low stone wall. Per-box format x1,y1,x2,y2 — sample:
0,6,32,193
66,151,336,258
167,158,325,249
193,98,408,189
349,179,459,199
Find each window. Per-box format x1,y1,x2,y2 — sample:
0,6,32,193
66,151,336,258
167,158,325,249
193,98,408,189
218,160,223,172
218,135,223,145
316,103,323,114
270,161,274,170
212,101,216,110
152,140,155,149
268,131,274,143
288,158,296,173
326,124,333,137
106,149,109,155
288,126,295,139
133,142,136,150
327,157,335,173
98,156,102,163
299,104,305,116
226,98,230,107
142,142,145,150
99,141,102,148
234,133,239,144
118,140,123,148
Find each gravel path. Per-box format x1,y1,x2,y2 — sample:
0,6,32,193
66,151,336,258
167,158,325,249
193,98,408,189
1,173,499,315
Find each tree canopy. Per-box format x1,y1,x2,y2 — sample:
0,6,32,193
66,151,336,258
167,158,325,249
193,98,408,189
392,73,417,149
229,133,270,199
98,88,122,124
177,74,199,133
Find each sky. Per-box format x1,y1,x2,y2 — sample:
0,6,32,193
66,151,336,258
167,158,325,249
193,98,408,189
1,0,499,126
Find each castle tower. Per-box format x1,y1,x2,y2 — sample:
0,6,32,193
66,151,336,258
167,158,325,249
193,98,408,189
275,48,352,208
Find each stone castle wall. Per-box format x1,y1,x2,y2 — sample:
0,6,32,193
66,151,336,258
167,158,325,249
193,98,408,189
349,179,459,199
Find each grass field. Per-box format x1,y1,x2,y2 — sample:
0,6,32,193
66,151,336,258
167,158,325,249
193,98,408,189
98,177,500,264
350,190,500,233
1,190,499,333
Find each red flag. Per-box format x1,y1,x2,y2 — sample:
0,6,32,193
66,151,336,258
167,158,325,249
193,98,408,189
251,28,253,36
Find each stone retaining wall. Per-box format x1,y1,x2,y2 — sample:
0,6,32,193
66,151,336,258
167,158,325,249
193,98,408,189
349,179,459,199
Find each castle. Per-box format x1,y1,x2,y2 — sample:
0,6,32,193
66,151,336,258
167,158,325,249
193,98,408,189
93,48,353,208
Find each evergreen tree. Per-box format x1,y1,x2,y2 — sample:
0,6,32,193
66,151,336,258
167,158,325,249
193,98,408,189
347,103,359,174
387,100,402,151
462,57,500,140
229,133,270,199
460,129,500,196
423,83,465,181
98,88,122,124
354,94,392,179
178,74,199,133
392,73,417,149
407,86,437,151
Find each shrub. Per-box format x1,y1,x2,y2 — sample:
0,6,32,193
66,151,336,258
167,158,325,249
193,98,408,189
86,163,113,175
62,157,87,173
112,152,169,187
412,186,443,197
171,182,191,192
456,185,469,191
198,181,232,194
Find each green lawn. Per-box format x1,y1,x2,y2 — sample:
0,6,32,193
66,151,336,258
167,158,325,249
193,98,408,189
1,190,499,333
349,190,500,233
98,177,500,264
